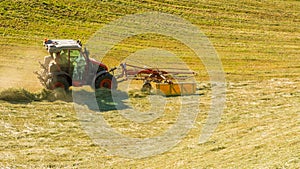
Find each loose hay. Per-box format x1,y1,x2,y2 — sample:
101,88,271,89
0,88,71,102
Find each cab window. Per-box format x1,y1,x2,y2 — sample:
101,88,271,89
70,50,81,62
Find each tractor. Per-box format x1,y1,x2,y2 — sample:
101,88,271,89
35,39,117,91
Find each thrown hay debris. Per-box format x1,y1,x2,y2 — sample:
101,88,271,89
128,89,150,98
0,88,72,102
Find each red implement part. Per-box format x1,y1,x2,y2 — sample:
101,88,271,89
117,63,196,84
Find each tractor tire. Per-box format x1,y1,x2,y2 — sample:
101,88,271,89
141,82,152,92
95,73,117,90
50,76,70,91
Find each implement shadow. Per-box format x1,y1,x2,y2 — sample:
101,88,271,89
72,88,129,112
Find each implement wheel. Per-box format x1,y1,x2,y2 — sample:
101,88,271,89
141,82,152,92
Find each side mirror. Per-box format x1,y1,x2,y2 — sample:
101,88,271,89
77,40,82,46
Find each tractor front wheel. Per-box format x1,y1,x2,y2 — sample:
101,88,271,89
49,76,70,91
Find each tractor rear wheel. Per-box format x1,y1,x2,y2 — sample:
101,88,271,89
95,73,117,90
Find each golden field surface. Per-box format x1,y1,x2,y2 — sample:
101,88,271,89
0,0,299,168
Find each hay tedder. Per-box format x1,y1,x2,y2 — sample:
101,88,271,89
116,63,197,96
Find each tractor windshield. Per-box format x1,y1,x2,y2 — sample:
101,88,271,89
70,50,86,81
71,50,86,80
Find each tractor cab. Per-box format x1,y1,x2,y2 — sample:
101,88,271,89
45,39,88,85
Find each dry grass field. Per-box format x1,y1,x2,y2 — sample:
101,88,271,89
0,0,299,168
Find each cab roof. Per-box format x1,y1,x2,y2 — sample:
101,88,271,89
44,39,82,53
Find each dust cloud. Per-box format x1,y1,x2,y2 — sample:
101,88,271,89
0,45,47,91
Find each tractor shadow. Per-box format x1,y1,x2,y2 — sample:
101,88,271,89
72,88,129,112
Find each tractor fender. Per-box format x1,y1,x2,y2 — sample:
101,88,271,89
91,70,108,89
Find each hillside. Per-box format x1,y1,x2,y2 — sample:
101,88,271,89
0,0,299,85
0,0,299,168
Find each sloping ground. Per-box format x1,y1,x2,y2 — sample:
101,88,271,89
0,0,299,83
0,79,299,168
0,0,299,168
